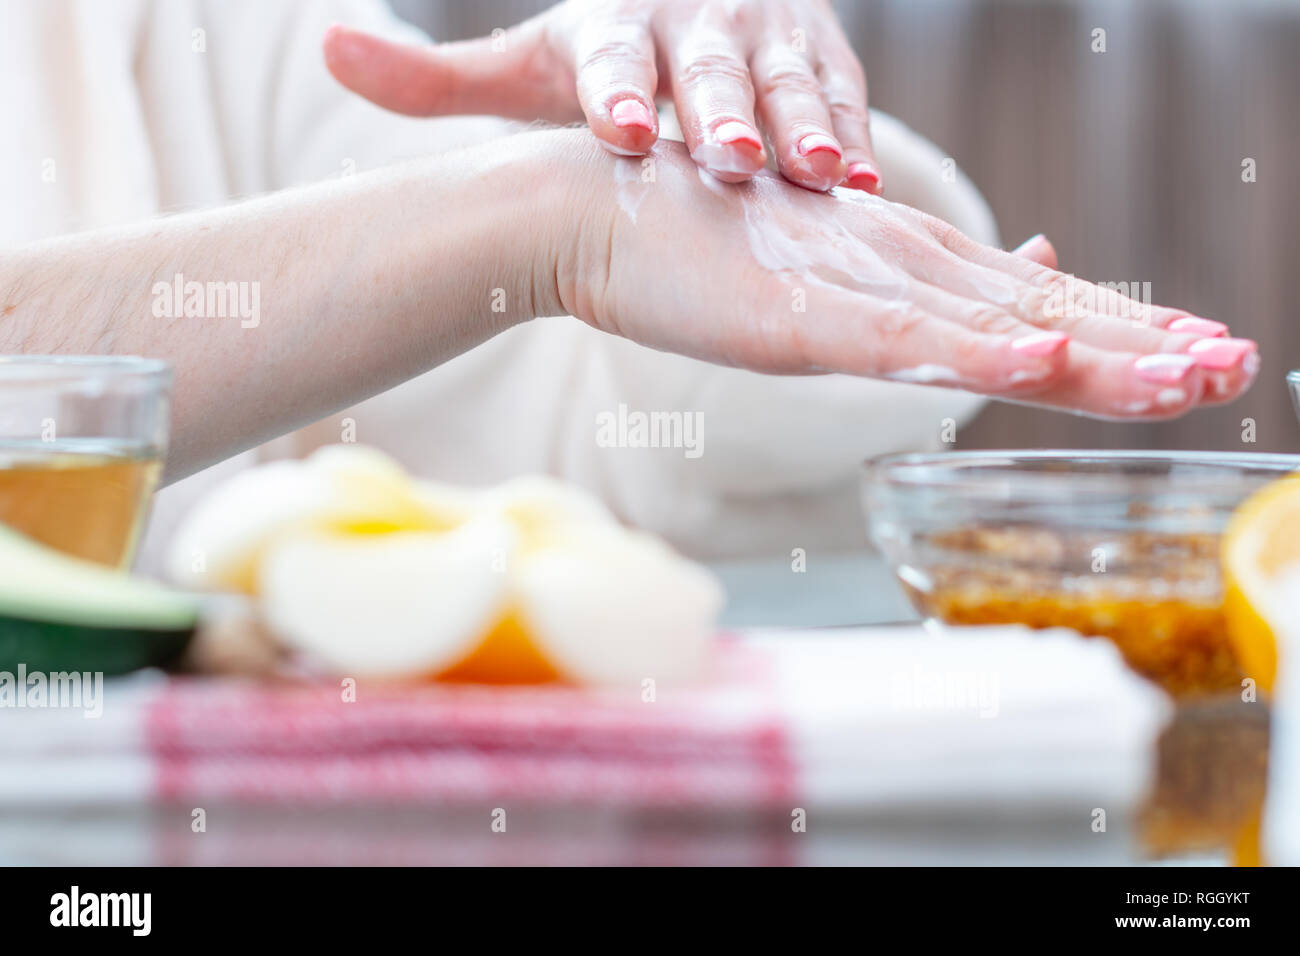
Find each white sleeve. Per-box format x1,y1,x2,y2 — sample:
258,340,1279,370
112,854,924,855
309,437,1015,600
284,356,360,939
187,0,514,191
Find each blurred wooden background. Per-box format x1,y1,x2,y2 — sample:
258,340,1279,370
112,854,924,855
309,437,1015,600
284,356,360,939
393,0,1300,453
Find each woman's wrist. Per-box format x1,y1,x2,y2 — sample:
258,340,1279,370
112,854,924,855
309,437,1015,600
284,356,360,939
503,127,615,322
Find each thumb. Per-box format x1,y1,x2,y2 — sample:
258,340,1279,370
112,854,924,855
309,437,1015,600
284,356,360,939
322,23,572,121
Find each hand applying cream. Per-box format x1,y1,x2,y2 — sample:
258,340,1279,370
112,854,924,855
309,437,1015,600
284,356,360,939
323,0,881,194
543,133,1257,420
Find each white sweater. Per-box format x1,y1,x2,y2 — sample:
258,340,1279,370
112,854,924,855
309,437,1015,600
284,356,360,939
0,0,995,562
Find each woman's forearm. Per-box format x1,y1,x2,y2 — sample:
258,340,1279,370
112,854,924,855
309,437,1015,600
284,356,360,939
0,130,582,481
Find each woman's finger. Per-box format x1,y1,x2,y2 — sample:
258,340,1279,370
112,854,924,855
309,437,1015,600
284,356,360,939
1185,338,1261,404
913,247,1206,354
926,218,1227,334
993,264,1254,403
813,28,881,193
790,288,1069,395
663,19,766,183
887,221,1257,407
1017,340,1207,420
945,257,1256,403
749,39,845,191
765,276,1217,419
1010,233,1058,270
913,219,1256,398
860,284,1208,418
571,15,659,156
1004,235,1230,349
322,22,574,121
904,278,1069,349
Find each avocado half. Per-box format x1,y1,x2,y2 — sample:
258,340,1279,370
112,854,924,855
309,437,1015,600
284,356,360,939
0,526,197,675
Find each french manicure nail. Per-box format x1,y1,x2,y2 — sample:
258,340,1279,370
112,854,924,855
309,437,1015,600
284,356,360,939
1135,353,1197,384
1010,330,1069,356
1156,387,1189,408
610,99,655,131
1011,234,1049,257
844,161,881,192
714,120,763,149
797,132,842,158
1187,337,1256,370
1168,316,1229,337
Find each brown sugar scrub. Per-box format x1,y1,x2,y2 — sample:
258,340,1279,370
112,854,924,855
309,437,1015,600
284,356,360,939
905,525,1238,697
863,452,1300,699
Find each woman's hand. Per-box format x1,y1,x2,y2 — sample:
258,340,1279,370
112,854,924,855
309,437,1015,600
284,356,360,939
532,130,1255,419
323,0,878,193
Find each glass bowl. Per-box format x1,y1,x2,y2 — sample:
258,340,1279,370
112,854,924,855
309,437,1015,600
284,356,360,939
862,450,1300,696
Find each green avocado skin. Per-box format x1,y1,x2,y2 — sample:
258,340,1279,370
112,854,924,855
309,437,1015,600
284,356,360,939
0,615,194,675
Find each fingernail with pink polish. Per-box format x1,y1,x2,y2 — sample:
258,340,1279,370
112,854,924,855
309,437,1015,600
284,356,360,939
844,161,880,192
1011,234,1050,257
1168,316,1229,337
611,99,655,131
1243,350,1261,378
1010,330,1069,357
714,121,763,150
797,132,842,158
1187,337,1255,370
1135,353,1197,384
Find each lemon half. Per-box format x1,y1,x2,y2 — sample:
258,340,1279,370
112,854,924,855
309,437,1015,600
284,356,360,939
1222,475,1300,693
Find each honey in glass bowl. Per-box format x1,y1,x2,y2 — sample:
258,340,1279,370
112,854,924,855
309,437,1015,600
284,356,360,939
863,451,1300,698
